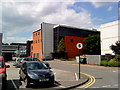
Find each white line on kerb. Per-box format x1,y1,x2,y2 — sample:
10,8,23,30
11,79,17,89
75,73,79,81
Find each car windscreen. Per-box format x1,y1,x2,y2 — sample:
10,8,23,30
27,62,48,70
0,60,4,68
24,58,39,61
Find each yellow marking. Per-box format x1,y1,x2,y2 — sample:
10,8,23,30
80,72,96,88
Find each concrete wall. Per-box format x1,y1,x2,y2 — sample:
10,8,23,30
41,22,56,57
99,21,119,55
86,55,101,65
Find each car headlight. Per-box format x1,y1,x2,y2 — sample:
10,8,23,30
28,72,39,79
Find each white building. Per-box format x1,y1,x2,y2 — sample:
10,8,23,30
99,21,120,55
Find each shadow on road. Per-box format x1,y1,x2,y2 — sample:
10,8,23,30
6,79,61,89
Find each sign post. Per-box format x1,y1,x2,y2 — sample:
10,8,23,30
76,43,83,79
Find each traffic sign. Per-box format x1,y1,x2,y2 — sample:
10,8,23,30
76,43,83,50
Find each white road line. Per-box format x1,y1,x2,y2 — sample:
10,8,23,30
112,71,117,72
75,73,79,81
102,85,111,87
90,87,99,88
54,72,56,75
11,80,17,89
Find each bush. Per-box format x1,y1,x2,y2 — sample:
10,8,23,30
115,55,120,61
108,59,120,67
100,60,108,66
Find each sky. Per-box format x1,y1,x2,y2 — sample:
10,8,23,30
0,0,119,44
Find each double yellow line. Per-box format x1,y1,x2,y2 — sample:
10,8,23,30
80,72,96,88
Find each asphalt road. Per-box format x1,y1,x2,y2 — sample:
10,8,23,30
5,61,88,90
47,60,119,89
5,60,119,89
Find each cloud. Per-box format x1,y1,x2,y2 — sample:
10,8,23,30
2,1,101,43
3,36,32,43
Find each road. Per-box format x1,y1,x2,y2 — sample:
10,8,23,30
5,61,88,90
5,60,119,89
47,60,119,89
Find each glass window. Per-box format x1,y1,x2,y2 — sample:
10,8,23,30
27,62,48,70
38,32,40,35
70,39,74,42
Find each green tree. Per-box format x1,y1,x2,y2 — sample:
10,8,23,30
110,41,120,55
83,35,101,55
57,38,65,53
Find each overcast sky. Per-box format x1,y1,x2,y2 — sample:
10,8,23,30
1,0,119,44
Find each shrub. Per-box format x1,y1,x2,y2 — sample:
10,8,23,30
108,59,120,67
100,60,108,66
115,55,120,61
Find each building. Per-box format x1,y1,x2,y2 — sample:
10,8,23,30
30,22,100,59
99,21,120,55
2,43,27,61
26,40,33,57
30,30,42,59
53,25,100,58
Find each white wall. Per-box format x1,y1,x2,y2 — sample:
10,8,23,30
41,22,56,58
99,21,119,55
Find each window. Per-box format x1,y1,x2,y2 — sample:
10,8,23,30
37,53,39,58
70,39,74,42
38,32,40,35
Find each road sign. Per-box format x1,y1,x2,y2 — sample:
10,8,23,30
76,43,83,50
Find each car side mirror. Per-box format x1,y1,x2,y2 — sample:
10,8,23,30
6,65,10,68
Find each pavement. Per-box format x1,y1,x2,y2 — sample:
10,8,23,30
4,61,89,89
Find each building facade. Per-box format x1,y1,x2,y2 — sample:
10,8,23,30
99,21,119,55
53,25,100,58
31,30,42,59
2,43,27,61
31,22,100,59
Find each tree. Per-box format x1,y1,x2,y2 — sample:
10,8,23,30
83,35,101,55
110,41,120,55
57,38,65,53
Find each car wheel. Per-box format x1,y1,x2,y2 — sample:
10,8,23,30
24,78,30,88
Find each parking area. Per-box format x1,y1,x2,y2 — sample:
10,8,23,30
5,61,88,89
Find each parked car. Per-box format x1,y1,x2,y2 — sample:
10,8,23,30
0,56,10,89
19,61,54,87
13,58,22,68
13,57,40,68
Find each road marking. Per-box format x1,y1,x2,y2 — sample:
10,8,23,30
75,73,79,81
112,70,117,72
79,72,96,88
54,72,56,75
11,79,17,89
102,85,111,87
